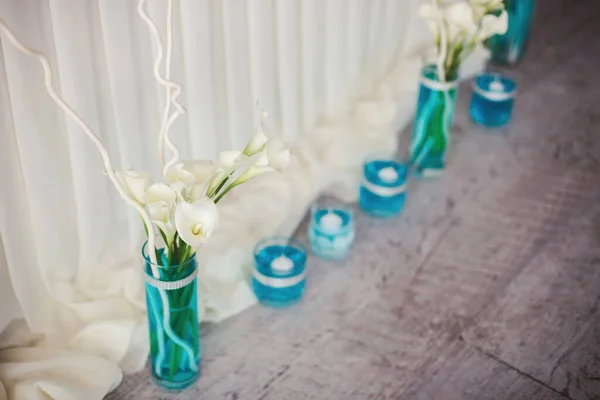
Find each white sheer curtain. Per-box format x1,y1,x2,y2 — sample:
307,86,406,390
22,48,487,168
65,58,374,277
0,0,485,398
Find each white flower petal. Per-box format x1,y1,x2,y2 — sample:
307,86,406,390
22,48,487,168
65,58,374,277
164,163,196,186
218,150,242,169
478,10,508,40
154,220,176,245
242,130,269,156
206,170,228,197
446,2,478,38
116,170,149,204
183,160,217,184
145,183,176,206
175,198,219,248
190,182,208,202
235,164,275,184
169,181,187,196
147,200,170,222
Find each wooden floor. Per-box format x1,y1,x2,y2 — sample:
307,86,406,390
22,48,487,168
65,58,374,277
108,1,600,399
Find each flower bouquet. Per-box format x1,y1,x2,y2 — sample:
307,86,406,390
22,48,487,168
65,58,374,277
124,114,288,388
0,0,289,390
410,0,508,176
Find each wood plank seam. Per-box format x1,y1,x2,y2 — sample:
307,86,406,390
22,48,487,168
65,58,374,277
462,339,576,400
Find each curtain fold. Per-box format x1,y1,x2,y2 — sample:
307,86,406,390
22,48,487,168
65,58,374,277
0,0,487,398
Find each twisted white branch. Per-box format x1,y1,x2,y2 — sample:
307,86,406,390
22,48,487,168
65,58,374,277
433,0,448,82
136,0,186,177
135,1,198,375
0,16,161,279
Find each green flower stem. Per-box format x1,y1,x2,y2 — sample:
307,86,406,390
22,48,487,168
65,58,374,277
209,175,230,199
214,181,240,204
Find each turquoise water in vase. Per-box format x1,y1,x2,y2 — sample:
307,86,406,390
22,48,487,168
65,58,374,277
488,0,536,65
309,208,354,260
359,159,408,218
252,239,307,307
470,74,516,127
410,65,458,177
144,245,200,390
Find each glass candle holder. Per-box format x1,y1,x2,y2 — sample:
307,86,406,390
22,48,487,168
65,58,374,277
359,153,409,218
252,237,307,307
308,200,354,260
470,73,517,127
410,64,459,177
487,0,536,65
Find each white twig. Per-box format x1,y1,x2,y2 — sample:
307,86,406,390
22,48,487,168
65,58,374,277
0,16,161,279
433,0,448,82
135,1,198,368
136,0,185,177
162,0,174,168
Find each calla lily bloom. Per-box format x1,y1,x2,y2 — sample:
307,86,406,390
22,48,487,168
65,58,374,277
116,169,149,204
175,197,219,248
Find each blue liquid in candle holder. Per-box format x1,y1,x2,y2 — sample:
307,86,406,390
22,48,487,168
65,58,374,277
308,208,354,260
360,159,408,218
252,242,307,307
470,74,516,127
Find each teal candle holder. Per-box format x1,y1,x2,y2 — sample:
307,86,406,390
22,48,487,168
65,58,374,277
308,199,354,260
252,237,307,307
470,73,516,127
359,153,409,218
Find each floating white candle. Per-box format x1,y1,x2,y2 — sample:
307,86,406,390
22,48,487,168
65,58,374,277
271,255,294,273
489,80,505,92
319,210,343,232
378,166,398,183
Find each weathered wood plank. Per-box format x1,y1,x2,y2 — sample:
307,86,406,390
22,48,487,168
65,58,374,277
462,207,600,400
403,342,569,400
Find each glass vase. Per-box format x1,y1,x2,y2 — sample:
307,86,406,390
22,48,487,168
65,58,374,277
487,0,536,65
143,243,200,390
410,64,458,177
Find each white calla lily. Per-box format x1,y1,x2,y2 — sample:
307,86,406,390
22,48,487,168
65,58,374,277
190,182,208,202
183,160,216,184
445,2,478,39
242,130,269,156
469,0,504,19
145,183,176,207
164,163,196,187
235,164,273,184
116,169,149,204
477,10,508,40
147,200,170,222
419,3,443,38
206,170,228,197
154,220,176,246
218,150,242,169
227,139,290,187
175,197,219,248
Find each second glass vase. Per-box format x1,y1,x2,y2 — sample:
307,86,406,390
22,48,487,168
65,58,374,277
487,0,536,65
143,243,200,390
410,64,458,177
